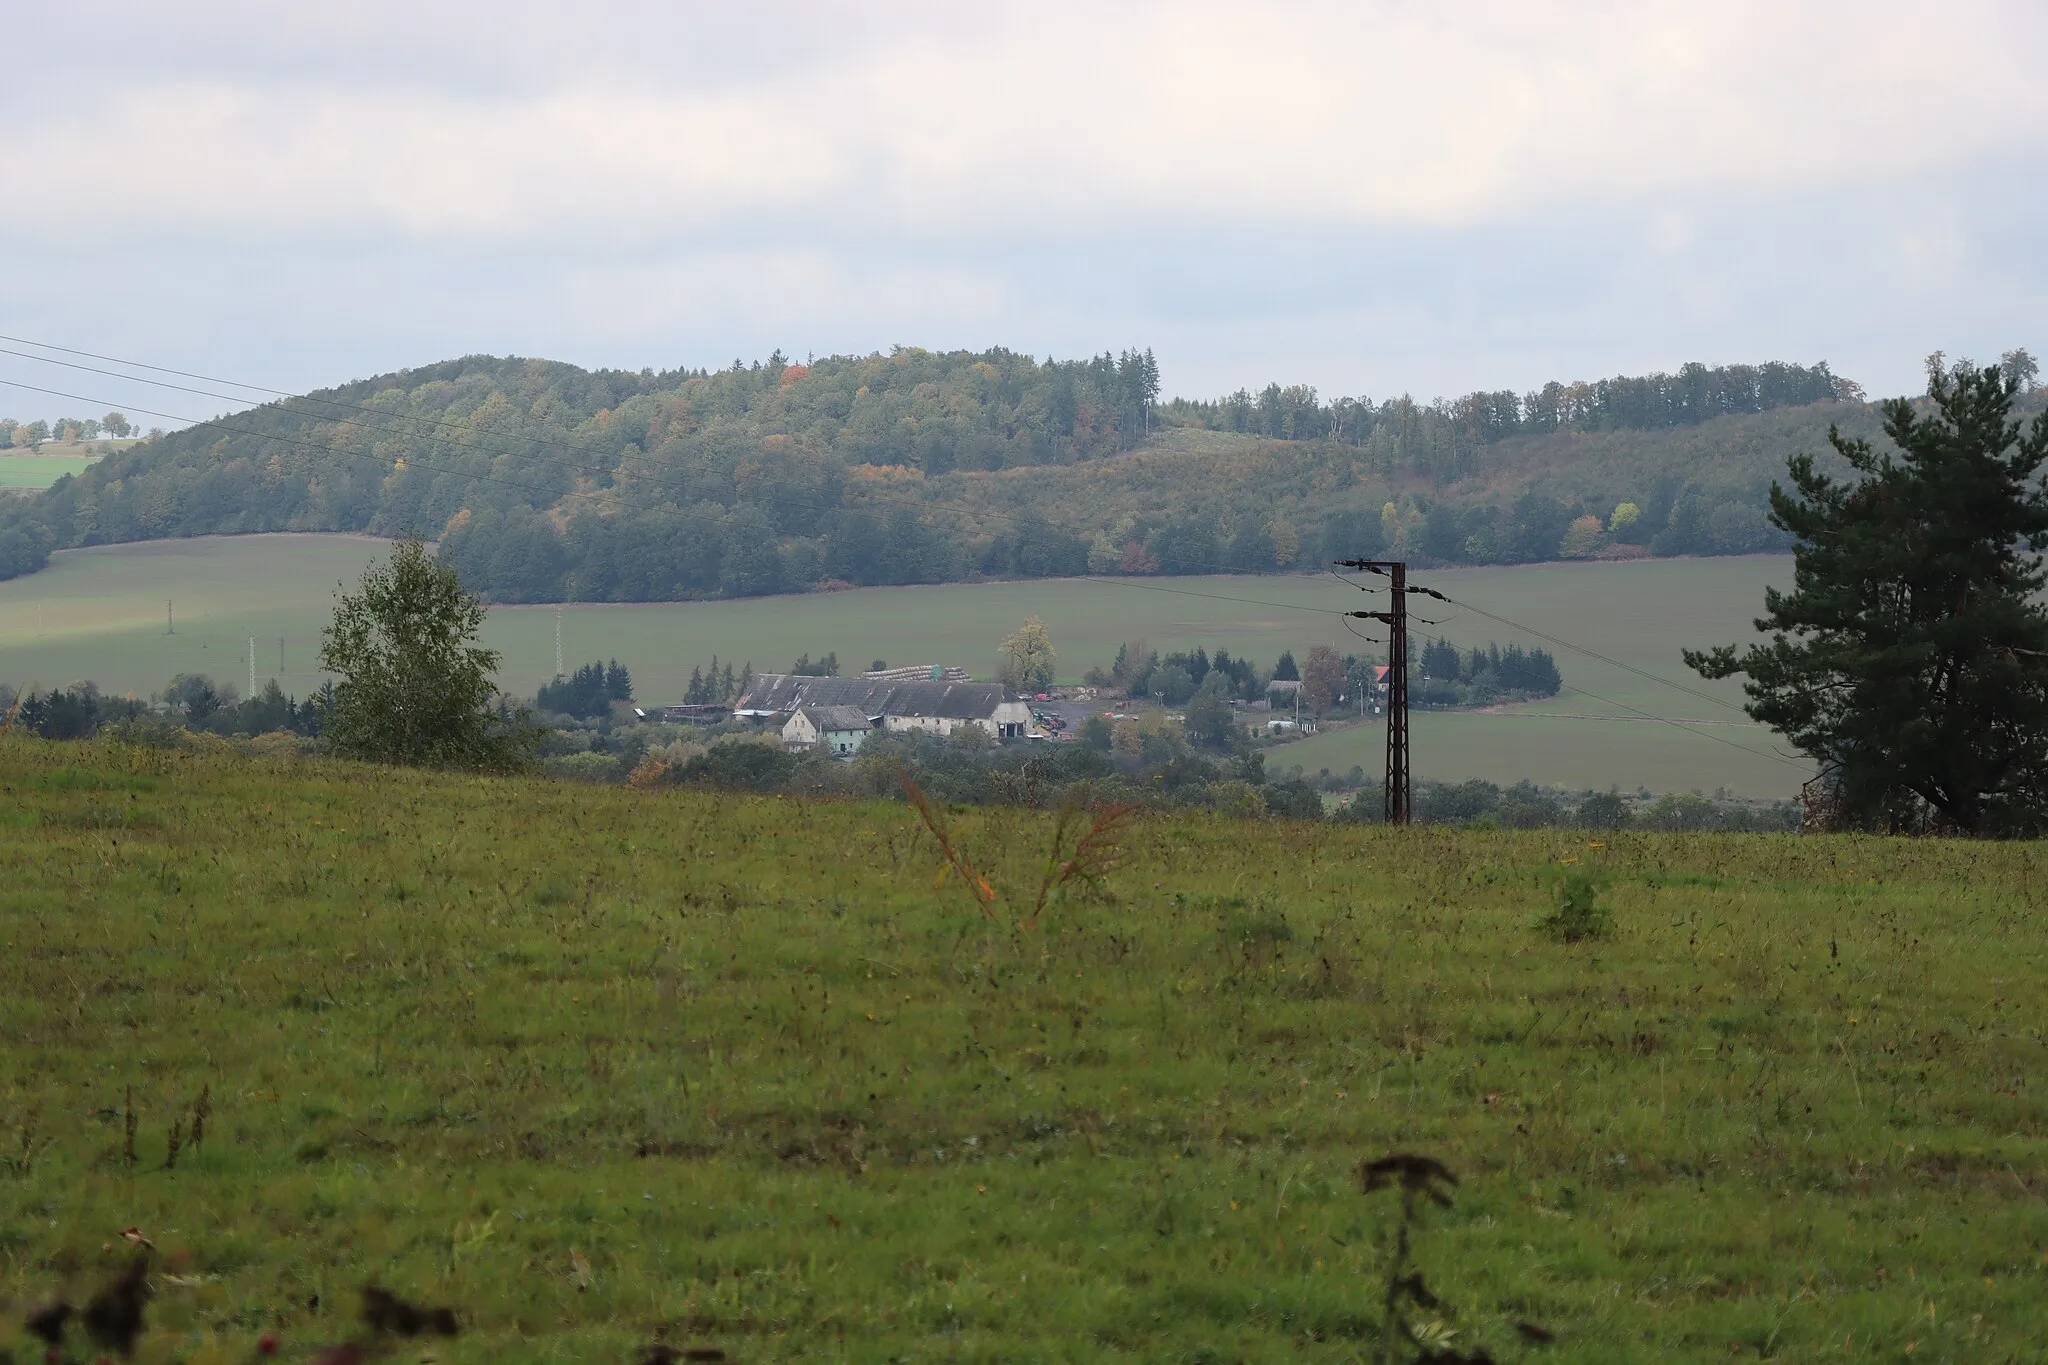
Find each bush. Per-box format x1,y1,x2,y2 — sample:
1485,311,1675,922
672,735,797,792
1540,870,1611,943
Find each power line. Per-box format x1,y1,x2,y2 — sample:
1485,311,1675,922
0,377,624,518
0,337,1782,754
0,375,1375,630
1432,590,1751,716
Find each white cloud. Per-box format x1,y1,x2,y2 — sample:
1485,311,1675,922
9,0,2045,248
1,0,2045,410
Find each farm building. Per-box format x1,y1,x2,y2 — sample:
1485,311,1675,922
734,674,1032,739
782,704,875,756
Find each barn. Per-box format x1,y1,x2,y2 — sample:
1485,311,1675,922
735,675,1032,739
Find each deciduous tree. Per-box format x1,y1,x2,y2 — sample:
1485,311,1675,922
1301,644,1345,715
319,538,533,770
999,615,1058,692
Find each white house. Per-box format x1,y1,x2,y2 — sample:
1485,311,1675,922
781,704,875,757
737,675,1032,739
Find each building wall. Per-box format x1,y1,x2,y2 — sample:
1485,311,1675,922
780,713,820,748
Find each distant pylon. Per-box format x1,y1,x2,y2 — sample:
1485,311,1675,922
1337,558,1419,824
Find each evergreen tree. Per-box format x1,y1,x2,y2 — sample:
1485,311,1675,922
605,658,633,701
1687,363,2048,834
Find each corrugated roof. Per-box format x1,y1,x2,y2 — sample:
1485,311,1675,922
738,674,1013,719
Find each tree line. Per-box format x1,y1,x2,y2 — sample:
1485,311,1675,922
0,345,1980,594
0,413,138,448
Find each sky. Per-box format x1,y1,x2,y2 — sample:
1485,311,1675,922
4,0,2047,422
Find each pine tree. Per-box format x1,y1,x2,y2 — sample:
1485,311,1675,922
1687,362,2048,834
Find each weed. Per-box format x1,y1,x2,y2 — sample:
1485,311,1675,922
1538,869,1611,943
360,1285,459,1337
121,1085,137,1171
1362,1154,1535,1363
1022,798,1132,929
3,1106,51,1178
901,770,997,916
82,1251,152,1357
189,1083,211,1150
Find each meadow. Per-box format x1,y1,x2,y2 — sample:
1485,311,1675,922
0,535,1800,797
0,454,99,490
0,735,2042,1361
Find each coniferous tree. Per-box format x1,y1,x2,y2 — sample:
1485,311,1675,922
1687,362,2048,834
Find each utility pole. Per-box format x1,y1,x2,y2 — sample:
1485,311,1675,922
166,601,174,635
248,636,256,698
278,637,285,673
553,606,564,682
1337,558,1443,825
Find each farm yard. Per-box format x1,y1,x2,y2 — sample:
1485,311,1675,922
0,736,2043,1361
0,534,1797,797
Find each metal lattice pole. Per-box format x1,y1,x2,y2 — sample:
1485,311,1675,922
1384,563,1409,824
1337,558,1417,826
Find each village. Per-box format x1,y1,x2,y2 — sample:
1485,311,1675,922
630,660,1392,758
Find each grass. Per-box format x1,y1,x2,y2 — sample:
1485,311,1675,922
0,454,100,490
1,735,2045,1361
0,535,1798,796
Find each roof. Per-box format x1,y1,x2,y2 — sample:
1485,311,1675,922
1268,679,1303,693
738,674,1013,720
794,704,875,732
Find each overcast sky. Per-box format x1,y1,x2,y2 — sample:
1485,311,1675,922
4,0,2046,421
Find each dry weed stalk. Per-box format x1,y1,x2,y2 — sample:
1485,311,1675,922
190,1083,212,1149
6,1105,52,1177
122,1085,138,1171
900,770,997,917
0,687,22,735
1022,799,1134,930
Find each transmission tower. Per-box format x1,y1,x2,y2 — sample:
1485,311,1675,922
1337,558,1444,825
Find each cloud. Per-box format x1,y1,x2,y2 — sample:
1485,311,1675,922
1,0,2045,408
10,0,2045,248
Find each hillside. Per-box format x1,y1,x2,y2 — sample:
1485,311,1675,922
3,735,2044,1359
0,347,2006,601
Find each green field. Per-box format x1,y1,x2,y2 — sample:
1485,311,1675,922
0,453,99,489
0,535,1801,796
1,736,2043,1361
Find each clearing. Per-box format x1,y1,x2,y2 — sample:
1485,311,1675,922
0,737,2041,1360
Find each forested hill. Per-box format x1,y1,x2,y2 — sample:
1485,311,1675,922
0,347,1962,601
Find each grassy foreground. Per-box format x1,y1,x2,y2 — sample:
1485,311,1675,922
0,738,2043,1362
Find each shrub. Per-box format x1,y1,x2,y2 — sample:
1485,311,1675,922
1540,870,1611,943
